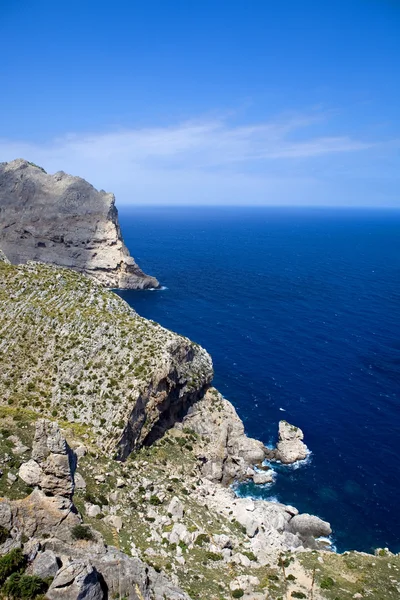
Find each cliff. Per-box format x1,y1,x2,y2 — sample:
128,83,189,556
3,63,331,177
0,159,158,289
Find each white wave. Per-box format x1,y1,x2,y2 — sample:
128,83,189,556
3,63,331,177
316,536,337,553
279,407,286,411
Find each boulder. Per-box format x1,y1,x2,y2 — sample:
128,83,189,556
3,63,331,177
287,513,332,539
252,470,274,485
47,561,103,600
19,460,41,486
31,550,60,579
167,496,184,520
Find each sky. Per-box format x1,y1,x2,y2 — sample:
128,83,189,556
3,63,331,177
0,0,399,206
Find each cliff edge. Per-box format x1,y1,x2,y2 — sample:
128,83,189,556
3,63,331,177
0,159,159,289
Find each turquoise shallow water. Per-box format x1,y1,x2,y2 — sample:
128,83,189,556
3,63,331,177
116,206,400,553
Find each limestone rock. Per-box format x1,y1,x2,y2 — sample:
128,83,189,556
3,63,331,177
287,513,332,540
74,472,86,490
252,470,274,485
47,561,103,600
31,550,60,578
182,388,266,484
168,496,184,520
103,515,122,531
274,420,309,464
0,247,10,263
19,459,42,486
21,419,77,497
0,159,158,290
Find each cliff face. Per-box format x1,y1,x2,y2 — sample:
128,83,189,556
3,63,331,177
0,159,158,289
0,260,212,457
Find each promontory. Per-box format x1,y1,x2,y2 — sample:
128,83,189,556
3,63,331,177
0,158,159,289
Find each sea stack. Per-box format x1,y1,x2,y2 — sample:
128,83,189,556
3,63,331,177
0,158,159,289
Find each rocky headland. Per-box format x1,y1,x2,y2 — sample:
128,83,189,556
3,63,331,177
0,222,398,599
0,159,159,289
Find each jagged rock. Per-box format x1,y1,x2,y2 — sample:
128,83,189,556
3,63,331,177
287,513,332,540
47,561,103,600
19,420,76,497
182,388,265,483
212,534,232,549
7,472,17,484
0,159,158,290
31,550,60,578
274,420,309,464
168,496,184,520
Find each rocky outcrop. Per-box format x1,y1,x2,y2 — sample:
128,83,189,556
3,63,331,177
19,420,76,497
0,159,158,289
182,388,266,484
0,261,213,458
268,420,309,464
0,247,9,263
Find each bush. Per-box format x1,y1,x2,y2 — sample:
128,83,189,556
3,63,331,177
0,525,10,544
291,593,306,599
71,525,94,541
242,550,257,561
205,551,223,561
232,590,244,599
0,548,26,585
3,572,50,599
287,574,296,581
194,533,210,546
149,495,161,506
320,576,335,590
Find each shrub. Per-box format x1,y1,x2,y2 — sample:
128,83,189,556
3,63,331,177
71,524,94,541
0,525,10,544
232,590,244,599
3,572,50,599
194,533,210,546
287,574,296,581
149,495,161,506
320,576,335,590
291,593,306,599
205,551,223,561
242,550,257,561
0,548,26,585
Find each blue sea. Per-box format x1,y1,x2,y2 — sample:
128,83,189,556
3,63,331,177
116,207,400,554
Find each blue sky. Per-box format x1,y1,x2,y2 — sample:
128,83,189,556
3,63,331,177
1,0,399,206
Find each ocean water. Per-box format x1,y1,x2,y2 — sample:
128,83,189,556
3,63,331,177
116,206,400,554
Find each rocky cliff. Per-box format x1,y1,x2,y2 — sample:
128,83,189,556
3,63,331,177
0,159,158,289
0,259,397,599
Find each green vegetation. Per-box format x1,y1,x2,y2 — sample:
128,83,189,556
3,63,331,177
71,524,95,541
0,549,26,585
3,572,50,599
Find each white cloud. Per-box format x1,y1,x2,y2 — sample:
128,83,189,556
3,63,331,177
0,113,394,206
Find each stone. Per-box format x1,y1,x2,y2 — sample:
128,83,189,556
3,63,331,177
116,478,125,488
168,496,184,520
212,534,232,549
87,504,101,518
7,472,17,484
103,515,122,531
0,159,159,290
274,420,309,464
75,445,87,459
74,472,86,490
19,460,42,486
287,513,332,539
252,470,274,485
47,561,103,600
31,550,59,579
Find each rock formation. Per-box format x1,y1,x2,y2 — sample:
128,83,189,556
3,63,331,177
268,420,309,464
0,159,158,289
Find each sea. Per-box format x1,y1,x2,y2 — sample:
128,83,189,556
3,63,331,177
116,206,400,554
